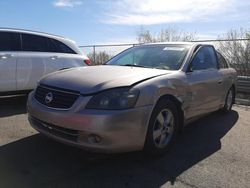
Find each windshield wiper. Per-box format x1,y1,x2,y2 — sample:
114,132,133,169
121,64,146,68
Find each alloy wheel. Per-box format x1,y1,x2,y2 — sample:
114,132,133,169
153,109,175,148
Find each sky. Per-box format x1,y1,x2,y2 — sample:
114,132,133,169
0,0,250,47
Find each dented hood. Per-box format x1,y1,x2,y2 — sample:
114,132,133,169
39,65,171,94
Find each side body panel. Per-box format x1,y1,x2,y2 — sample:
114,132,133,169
0,52,18,92
184,69,224,119
218,67,237,103
60,53,86,68
16,52,62,90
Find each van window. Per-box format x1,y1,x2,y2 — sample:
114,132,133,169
0,32,21,51
21,33,76,54
49,38,76,54
22,33,49,52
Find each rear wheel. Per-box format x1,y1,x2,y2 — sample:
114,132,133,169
221,87,234,112
144,99,179,154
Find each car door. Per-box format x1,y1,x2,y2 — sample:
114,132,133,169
0,32,20,92
16,33,62,90
185,45,224,119
216,52,233,105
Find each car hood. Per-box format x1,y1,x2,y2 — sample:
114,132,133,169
39,65,172,94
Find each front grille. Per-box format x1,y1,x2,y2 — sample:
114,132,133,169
29,116,78,142
35,85,79,109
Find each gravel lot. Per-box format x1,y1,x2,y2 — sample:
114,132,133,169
0,96,249,188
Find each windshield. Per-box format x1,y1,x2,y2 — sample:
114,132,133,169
106,44,190,70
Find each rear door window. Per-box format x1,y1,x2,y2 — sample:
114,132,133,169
0,32,21,51
22,33,49,52
21,33,76,54
217,52,229,69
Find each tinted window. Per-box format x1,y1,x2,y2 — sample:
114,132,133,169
22,34,49,52
106,45,190,70
46,38,58,52
217,52,229,69
0,32,21,51
49,39,76,54
191,46,218,71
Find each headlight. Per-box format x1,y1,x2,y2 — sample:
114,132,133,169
86,87,139,110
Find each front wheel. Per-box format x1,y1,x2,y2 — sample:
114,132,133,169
144,99,179,154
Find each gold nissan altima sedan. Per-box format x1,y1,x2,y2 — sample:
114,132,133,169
27,42,237,154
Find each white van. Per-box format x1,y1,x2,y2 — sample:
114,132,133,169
0,28,90,96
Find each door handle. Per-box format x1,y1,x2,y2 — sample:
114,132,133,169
217,80,223,85
0,54,14,59
50,56,59,60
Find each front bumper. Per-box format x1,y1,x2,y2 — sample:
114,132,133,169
27,92,153,153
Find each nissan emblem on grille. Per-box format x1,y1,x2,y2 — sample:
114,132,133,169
45,92,53,104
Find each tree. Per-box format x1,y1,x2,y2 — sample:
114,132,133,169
88,51,112,65
137,27,197,43
217,28,250,76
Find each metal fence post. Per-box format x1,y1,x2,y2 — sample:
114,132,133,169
93,45,96,65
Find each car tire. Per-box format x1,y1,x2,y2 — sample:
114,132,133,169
144,99,179,155
221,87,235,113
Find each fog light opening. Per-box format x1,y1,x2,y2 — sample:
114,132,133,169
88,134,101,144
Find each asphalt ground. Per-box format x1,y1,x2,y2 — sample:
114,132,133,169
0,96,249,188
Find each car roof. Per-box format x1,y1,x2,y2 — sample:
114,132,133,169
141,41,195,46
0,28,74,43
139,42,215,50
0,27,85,55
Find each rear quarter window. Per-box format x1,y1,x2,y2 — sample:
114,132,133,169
49,38,77,54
